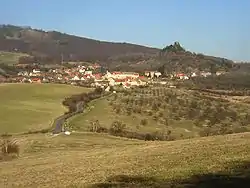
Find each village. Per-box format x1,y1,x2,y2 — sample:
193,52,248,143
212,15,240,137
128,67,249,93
0,62,227,89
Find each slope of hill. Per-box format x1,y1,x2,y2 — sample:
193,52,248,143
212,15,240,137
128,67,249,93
0,84,91,134
0,51,30,65
67,86,250,141
101,41,234,72
1,132,250,187
0,24,235,73
0,25,158,63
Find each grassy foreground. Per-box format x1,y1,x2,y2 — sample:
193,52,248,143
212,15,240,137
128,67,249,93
0,83,91,134
1,132,250,187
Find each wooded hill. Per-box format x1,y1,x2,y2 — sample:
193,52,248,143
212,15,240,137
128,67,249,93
0,24,235,72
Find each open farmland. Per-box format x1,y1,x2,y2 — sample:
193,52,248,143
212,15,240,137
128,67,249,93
1,132,250,187
0,83,91,134
68,86,250,140
0,51,30,65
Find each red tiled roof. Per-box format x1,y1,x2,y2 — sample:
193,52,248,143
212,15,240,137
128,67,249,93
114,78,127,82
177,73,185,76
32,78,41,81
112,72,122,75
93,73,101,76
125,83,130,86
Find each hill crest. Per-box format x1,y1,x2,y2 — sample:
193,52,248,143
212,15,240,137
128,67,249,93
0,24,234,72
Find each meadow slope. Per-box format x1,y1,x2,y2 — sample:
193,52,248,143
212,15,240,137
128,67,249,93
0,83,91,134
68,87,250,141
0,51,30,65
1,132,250,187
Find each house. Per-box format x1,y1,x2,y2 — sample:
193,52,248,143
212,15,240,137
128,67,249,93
129,80,139,86
145,71,162,78
0,75,6,83
144,71,150,77
200,72,212,77
169,85,176,88
123,82,131,89
191,72,197,77
105,86,110,92
216,71,226,76
31,77,41,83
32,69,41,73
93,63,101,69
108,78,115,86
72,75,80,81
42,78,49,83
17,71,29,76
159,81,167,85
85,70,93,75
93,73,103,81
138,80,147,86
107,71,139,79
79,68,85,73
150,71,155,78
154,72,162,78
176,73,189,80
114,78,127,85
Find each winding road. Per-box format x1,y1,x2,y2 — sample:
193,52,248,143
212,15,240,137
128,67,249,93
52,101,84,134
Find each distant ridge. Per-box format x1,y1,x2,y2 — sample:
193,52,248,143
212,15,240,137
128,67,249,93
0,24,234,72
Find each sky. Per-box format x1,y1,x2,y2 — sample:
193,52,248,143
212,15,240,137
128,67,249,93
1,0,249,61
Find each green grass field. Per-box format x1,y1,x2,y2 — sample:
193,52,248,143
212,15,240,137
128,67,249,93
0,51,30,65
0,83,91,134
1,132,250,187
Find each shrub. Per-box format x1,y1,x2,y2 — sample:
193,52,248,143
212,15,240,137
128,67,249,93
140,119,148,126
144,133,155,141
152,115,158,121
233,127,249,134
163,118,169,126
116,108,121,114
89,120,108,133
110,121,126,135
199,128,211,137
1,138,20,160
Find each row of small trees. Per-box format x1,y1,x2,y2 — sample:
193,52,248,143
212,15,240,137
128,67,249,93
88,120,175,141
62,87,103,113
183,73,250,91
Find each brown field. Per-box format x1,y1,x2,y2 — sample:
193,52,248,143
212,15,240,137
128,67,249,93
1,132,250,187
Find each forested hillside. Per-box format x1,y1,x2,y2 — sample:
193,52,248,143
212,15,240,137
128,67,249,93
0,24,235,73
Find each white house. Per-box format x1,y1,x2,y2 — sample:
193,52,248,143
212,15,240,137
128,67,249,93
129,80,139,86
107,71,139,79
108,78,115,86
72,75,80,81
154,72,162,78
79,69,85,73
85,70,93,75
105,86,110,92
201,72,212,77
32,69,41,73
191,72,197,77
